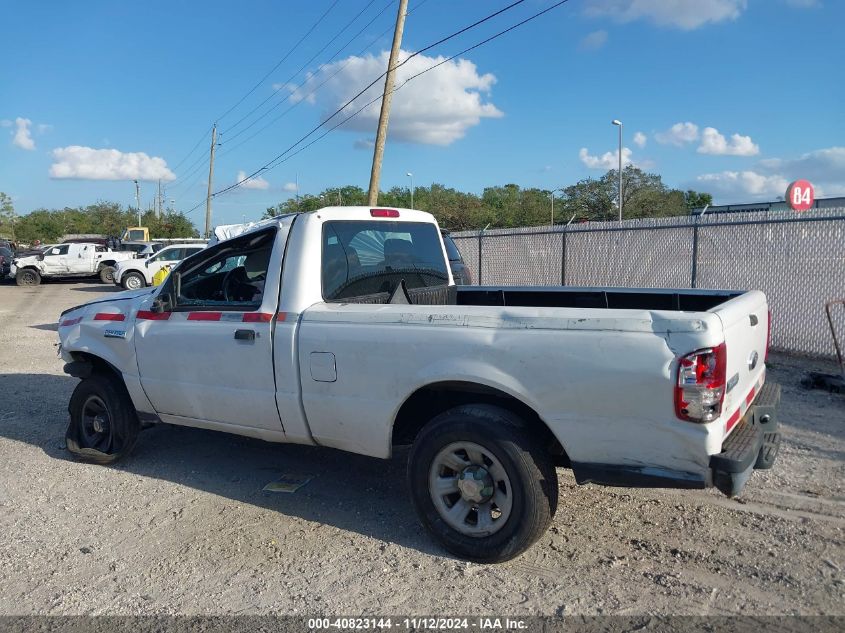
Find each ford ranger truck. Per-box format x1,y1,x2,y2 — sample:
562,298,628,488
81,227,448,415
56,207,780,562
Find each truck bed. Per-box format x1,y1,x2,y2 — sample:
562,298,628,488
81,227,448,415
457,286,743,312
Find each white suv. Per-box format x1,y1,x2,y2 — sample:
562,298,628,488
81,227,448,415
113,244,206,290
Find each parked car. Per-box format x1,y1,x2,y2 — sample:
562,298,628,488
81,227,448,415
57,207,779,562
113,243,206,290
120,241,165,258
441,229,472,285
0,246,12,280
13,242,136,286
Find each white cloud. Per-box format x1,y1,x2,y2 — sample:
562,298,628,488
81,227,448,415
353,137,375,150
785,0,821,8
655,121,699,146
49,146,175,181
12,117,35,150
697,126,759,156
281,182,298,193
579,146,634,170
633,131,647,148
579,30,608,51
36,123,53,134
288,49,503,146
236,170,270,190
0,120,11,127
696,171,789,200
584,0,747,30
757,146,845,182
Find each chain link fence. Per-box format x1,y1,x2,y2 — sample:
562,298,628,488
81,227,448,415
451,208,845,357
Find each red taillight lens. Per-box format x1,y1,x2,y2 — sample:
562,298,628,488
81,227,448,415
371,208,399,218
765,309,772,362
675,343,727,423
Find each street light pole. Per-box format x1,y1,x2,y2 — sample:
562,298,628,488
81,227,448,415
612,119,623,221
407,172,414,209
133,180,141,226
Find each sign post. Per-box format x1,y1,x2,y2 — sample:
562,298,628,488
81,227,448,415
786,180,814,211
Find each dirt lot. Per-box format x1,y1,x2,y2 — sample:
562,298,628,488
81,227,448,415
0,279,843,617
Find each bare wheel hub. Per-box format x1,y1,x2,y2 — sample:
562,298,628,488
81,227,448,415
457,465,494,503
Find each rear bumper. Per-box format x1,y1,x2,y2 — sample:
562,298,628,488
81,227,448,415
710,381,781,497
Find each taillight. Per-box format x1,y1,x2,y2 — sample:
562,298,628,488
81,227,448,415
765,309,772,362
675,343,727,423
371,208,399,218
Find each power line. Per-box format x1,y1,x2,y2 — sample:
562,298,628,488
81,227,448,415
216,0,529,191
185,0,568,215
217,4,401,159
169,124,213,173
219,0,433,158
214,0,342,124
221,0,389,144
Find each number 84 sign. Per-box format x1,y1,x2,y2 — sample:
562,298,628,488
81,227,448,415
786,179,814,211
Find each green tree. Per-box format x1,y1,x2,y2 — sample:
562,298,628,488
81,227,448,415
0,192,16,239
684,190,713,211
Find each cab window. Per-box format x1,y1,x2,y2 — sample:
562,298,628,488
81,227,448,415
321,221,449,301
162,229,275,310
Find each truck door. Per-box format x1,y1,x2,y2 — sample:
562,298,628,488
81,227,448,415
42,244,70,273
67,244,94,273
134,227,288,433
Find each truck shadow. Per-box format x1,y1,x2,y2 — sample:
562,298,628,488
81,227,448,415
0,372,445,558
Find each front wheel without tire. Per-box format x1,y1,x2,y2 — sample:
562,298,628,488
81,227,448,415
408,404,558,563
16,268,41,286
99,265,116,284
67,373,140,464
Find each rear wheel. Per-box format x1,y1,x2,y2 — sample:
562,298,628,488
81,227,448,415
16,268,41,286
408,404,558,563
99,265,116,284
122,272,145,290
67,373,140,464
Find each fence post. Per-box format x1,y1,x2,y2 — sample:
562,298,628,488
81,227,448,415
690,214,700,288
560,227,567,286
477,230,483,286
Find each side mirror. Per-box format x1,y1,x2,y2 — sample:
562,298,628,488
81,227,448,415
144,259,150,267
151,293,174,313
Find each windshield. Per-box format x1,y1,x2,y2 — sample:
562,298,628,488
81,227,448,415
322,221,449,301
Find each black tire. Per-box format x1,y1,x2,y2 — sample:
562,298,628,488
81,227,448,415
99,265,116,284
122,271,146,290
16,268,41,286
408,404,558,563
66,373,140,464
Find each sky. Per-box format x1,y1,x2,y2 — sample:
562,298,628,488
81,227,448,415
1,0,844,226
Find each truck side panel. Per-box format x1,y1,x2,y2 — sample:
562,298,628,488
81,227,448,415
296,302,724,481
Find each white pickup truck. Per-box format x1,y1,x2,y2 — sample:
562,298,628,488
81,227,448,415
56,207,780,562
14,242,135,286
113,243,207,290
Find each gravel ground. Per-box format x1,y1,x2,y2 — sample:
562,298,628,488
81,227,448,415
0,279,843,616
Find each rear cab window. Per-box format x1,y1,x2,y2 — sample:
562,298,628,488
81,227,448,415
322,221,449,301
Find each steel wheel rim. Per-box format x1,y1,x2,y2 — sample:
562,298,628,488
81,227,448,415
21,271,36,285
428,441,513,537
102,269,114,282
80,395,113,452
125,275,141,290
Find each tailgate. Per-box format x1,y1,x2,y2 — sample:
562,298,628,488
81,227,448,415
710,290,770,437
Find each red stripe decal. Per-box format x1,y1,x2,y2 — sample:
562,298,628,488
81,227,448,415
726,409,742,432
94,313,125,321
137,310,171,321
277,312,287,321
187,312,222,321
60,317,83,327
243,312,273,323
745,388,756,407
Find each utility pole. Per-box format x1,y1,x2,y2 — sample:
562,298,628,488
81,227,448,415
157,179,162,219
366,0,409,206
204,123,217,238
133,180,141,226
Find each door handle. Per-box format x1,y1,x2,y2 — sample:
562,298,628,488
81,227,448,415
234,329,255,341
